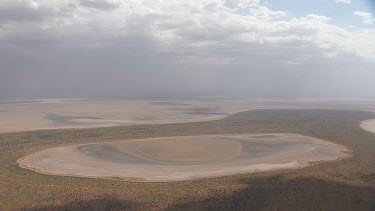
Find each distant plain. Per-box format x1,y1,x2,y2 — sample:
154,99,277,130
1,98,375,133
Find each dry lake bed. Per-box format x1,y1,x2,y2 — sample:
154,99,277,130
1,98,375,133
18,133,349,182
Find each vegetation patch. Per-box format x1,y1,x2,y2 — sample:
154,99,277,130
0,109,374,210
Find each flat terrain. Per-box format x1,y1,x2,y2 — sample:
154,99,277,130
360,119,375,134
1,98,375,133
0,99,248,133
0,109,374,210
19,134,348,182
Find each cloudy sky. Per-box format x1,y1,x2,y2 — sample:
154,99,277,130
1,0,375,99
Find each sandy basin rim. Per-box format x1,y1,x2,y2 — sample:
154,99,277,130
18,133,351,182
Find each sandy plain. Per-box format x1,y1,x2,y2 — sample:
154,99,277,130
1,98,375,133
360,119,375,134
18,133,349,182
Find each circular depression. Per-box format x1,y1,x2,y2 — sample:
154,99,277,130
18,134,349,182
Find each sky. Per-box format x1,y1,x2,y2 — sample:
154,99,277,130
0,0,375,99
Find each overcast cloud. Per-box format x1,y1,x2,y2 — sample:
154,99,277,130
1,0,375,99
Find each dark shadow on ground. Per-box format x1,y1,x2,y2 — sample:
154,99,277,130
165,176,375,211
29,176,375,211
28,197,133,211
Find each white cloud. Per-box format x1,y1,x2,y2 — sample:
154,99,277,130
354,11,374,25
303,14,331,22
224,0,259,9
0,0,374,62
0,1,373,53
249,5,287,20
78,0,123,10
0,0,77,23
0,2,375,76
0,0,374,98
335,0,351,4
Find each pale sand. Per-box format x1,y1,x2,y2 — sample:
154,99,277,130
360,119,375,134
2,98,375,133
18,134,349,182
0,100,246,133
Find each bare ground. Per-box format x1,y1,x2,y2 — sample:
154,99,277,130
18,133,349,182
360,119,375,134
2,98,375,133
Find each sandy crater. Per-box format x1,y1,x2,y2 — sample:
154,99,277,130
18,134,349,182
